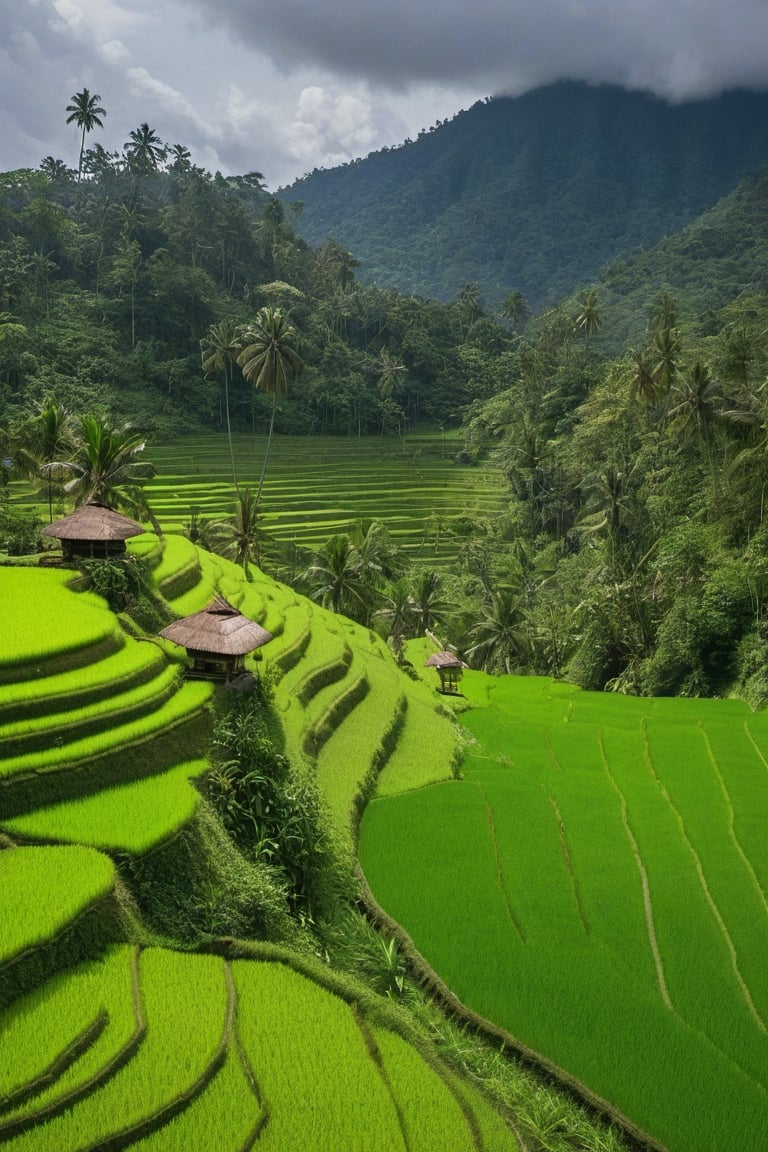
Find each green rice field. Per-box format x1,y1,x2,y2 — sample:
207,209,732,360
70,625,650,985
0,532,518,1148
144,432,506,565
359,674,768,1152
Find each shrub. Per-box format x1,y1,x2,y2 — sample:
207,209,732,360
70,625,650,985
0,504,42,555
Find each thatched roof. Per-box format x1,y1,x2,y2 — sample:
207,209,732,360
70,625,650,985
159,596,273,656
41,502,144,542
425,651,467,670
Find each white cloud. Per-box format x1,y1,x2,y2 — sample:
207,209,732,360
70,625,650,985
100,39,131,65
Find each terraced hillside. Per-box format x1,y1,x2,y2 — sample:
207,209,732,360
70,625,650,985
0,540,519,1148
360,664,768,1152
144,433,506,566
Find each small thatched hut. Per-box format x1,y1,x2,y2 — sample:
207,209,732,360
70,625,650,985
159,596,273,683
41,502,144,561
425,650,467,694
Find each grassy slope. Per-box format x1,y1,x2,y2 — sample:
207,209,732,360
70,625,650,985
0,540,516,1150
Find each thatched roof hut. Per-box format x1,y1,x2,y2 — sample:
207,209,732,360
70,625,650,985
425,650,467,694
159,596,273,682
41,502,144,559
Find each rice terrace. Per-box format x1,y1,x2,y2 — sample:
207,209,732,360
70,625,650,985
6,65,768,1152
361,659,768,1151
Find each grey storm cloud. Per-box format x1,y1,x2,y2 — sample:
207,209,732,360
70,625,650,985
189,0,768,99
2,0,768,186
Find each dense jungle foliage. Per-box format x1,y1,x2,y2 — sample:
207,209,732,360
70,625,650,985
0,145,505,440
286,82,768,308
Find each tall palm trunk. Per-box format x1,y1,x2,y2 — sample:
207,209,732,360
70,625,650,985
223,365,238,492
255,392,277,508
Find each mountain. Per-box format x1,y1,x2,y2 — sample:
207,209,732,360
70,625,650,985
283,82,768,310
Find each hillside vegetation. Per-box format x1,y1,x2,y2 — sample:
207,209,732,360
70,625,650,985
285,82,768,308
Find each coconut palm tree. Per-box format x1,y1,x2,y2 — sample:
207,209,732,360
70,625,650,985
237,307,303,508
65,89,106,183
499,290,529,331
466,589,529,674
409,569,451,634
575,289,601,351
208,487,264,579
201,320,243,491
374,577,414,660
17,398,76,522
303,534,368,618
45,415,157,524
124,123,166,174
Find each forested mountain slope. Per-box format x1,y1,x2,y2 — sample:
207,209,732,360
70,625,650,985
284,82,768,309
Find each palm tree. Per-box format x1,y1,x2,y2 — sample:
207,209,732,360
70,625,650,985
303,534,368,617
374,577,414,659
652,325,681,398
46,415,157,523
66,89,106,182
466,589,529,674
208,488,264,579
499,290,529,331
201,320,243,491
18,398,76,522
668,361,721,458
575,289,601,351
237,307,303,508
409,569,451,633
372,348,406,398
629,347,659,407
124,123,166,174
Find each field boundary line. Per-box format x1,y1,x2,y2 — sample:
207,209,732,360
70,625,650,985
699,725,768,916
83,956,234,1152
643,723,766,1034
232,980,270,1151
743,720,768,776
352,1007,412,1152
354,863,668,1152
548,795,589,936
0,1010,108,1115
482,791,526,942
0,944,146,1139
599,732,672,1011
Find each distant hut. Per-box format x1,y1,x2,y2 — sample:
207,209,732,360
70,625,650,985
425,650,467,695
41,502,144,561
159,596,273,684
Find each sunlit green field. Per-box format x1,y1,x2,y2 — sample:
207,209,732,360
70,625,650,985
360,675,768,1152
144,433,506,564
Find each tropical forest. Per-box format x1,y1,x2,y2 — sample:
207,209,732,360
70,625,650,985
0,82,766,1152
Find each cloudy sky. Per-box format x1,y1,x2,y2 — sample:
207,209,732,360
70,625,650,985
3,0,768,190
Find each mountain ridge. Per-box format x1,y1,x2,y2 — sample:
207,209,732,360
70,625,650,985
283,81,768,308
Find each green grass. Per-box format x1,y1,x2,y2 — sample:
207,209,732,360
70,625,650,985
359,676,768,1152
1,762,207,853
0,847,115,966
0,680,212,781
0,946,131,1108
0,946,137,1128
371,1025,482,1152
0,569,120,673
374,696,457,797
232,961,409,1152
0,641,166,723
127,1046,263,1151
0,663,181,757
3,949,229,1151
316,659,404,834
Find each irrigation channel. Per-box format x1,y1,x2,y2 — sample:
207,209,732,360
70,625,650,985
145,432,506,566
